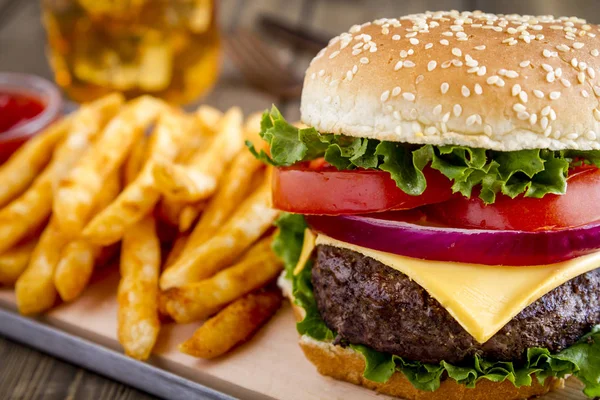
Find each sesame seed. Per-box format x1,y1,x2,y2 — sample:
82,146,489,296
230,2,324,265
452,48,462,57
392,34,401,41
360,57,369,64
578,72,586,84
541,106,551,116
477,66,487,76
475,83,483,95
592,49,600,57
468,67,479,74
441,60,452,69
403,92,416,101
433,104,443,115
394,61,403,71
346,71,353,81
475,45,486,50
534,90,544,98
588,67,596,79
442,31,453,37
441,82,449,94
400,50,408,58
461,85,471,97
442,112,451,123
555,68,562,77
452,60,463,67
541,117,549,129
440,39,449,46
487,75,499,85
512,84,522,96
424,126,438,135
520,60,531,67
496,78,506,87
567,133,579,140
318,69,325,77
513,103,527,113
529,113,538,125
594,86,600,97
410,38,419,45
404,60,415,68
519,91,528,103
310,72,316,80
550,109,557,121
352,49,362,56
546,72,556,83
586,131,597,140
352,65,358,74
415,75,424,84
453,104,462,117
381,90,390,102
582,89,590,98
329,50,340,59
392,86,401,96
505,70,519,78
543,49,553,58
466,115,477,126
544,126,553,137
542,64,553,72
594,109,600,121
427,61,437,71
484,125,493,136
561,78,572,88
424,43,433,50
573,42,585,49
517,112,530,120
393,111,401,120
557,44,570,52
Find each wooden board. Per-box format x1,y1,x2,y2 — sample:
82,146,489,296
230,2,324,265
0,266,588,400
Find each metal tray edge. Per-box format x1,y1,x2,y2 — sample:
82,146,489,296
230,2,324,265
0,306,236,400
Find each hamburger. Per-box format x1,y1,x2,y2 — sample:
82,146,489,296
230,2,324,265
248,10,600,400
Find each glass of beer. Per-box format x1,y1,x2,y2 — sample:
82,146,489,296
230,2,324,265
42,0,220,104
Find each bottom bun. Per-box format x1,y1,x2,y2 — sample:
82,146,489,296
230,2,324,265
280,273,564,400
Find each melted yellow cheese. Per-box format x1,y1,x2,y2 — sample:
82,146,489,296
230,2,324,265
294,229,316,276
316,234,600,344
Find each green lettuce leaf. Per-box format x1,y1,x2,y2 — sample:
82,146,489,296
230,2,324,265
249,106,600,204
276,217,600,396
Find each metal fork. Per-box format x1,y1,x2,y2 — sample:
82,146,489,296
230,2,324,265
224,30,304,99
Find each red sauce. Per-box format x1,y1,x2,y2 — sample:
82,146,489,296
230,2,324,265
0,92,45,133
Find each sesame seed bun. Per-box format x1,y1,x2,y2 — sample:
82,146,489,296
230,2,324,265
278,274,565,400
301,11,600,151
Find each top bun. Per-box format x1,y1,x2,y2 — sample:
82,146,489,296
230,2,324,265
301,11,600,151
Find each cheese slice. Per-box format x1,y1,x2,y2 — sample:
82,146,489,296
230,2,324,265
294,229,316,276
316,234,600,344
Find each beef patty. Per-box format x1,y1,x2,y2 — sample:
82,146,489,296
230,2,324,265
312,245,600,364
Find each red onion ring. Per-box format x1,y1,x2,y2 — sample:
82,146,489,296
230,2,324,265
306,214,600,266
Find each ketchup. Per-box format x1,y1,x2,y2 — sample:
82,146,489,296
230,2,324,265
0,92,45,133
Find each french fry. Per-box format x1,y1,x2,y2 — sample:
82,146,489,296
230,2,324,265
54,174,121,302
0,117,70,208
160,182,279,289
82,108,188,245
117,215,161,360
53,96,164,235
196,105,223,133
176,113,265,234
0,238,37,286
0,94,124,254
15,218,70,314
161,236,282,323
181,153,264,253
152,107,244,202
164,234,190,269
179,290,282,359
123,135,148,186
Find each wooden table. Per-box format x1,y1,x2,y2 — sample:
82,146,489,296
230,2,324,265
1,0,599,399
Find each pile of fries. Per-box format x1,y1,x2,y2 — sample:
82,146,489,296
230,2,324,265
0,93,284,360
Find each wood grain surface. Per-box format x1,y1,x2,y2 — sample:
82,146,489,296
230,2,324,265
1,0,599,399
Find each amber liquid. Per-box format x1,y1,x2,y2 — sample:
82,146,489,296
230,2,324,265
42,0,220,104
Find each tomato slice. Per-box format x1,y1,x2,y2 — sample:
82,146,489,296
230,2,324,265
425,166,600,231
272,162,454,215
